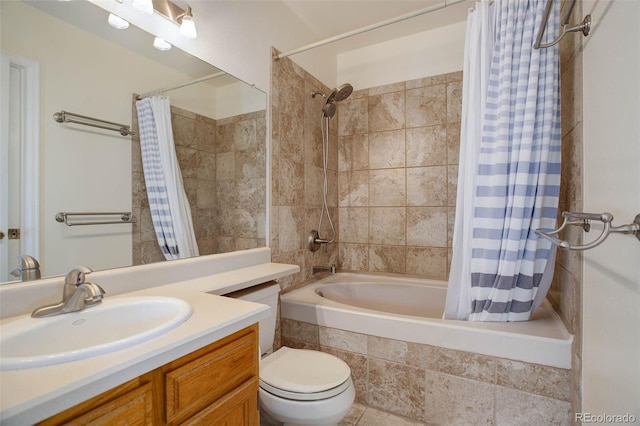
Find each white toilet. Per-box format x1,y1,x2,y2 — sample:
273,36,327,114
230,282,355,426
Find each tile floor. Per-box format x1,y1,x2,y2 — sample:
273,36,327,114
340,403,426,426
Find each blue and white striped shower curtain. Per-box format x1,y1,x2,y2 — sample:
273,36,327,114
136,96,199,260
445,0,561,322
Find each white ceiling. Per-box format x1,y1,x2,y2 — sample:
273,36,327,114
280,0,471,54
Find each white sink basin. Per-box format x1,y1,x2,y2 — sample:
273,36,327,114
0,296,192,370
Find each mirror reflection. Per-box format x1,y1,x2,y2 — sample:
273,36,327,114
0,0,267,284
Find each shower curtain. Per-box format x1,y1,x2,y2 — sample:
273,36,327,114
444,0,560,321
136,96,199,260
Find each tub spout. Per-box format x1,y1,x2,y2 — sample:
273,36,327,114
312,264,336,275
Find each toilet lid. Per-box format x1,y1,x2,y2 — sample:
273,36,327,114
260,347,351,395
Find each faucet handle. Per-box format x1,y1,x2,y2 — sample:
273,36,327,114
65,266,93,285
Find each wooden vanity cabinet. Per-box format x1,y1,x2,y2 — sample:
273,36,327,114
38,324,259,426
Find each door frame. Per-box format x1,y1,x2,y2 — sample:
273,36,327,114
0,51,40,281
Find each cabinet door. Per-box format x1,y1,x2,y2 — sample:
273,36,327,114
37,376,154,426
181,378,259,426
163,326,258,424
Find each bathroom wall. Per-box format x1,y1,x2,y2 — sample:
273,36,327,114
337,74,462,278
582,0,640,415
132,106,266,264
269,50,340,291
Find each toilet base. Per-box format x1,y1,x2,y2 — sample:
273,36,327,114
259,378,355,426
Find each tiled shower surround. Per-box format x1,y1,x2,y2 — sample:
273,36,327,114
132,105,266,264
337,74,462,278
270,52,578,424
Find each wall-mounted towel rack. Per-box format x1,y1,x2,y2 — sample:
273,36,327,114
53,111,136,136
535,211,640,251
55,212,136,227
534,0,590,49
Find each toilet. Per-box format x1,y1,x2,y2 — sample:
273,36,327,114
229,282,355,426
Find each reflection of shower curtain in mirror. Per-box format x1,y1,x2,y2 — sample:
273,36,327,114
136,96,199,260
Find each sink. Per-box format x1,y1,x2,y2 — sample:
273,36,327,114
0,296,192,370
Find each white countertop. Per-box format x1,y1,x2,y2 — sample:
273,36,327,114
0,251,299,425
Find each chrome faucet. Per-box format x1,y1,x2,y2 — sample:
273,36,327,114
10,255,41,282
31,266,105,318
312,264,336,275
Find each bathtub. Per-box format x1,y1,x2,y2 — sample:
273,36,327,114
280,273,572,369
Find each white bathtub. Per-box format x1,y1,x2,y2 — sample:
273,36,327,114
280,273,573,369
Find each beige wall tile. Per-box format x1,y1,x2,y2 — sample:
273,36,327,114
406,207,448,247
495,386,571,426
339,170,370,207
339,134,369,171
497,359,571,401
446,122,461,165
406,247,448,279
424,370,494,425
369,130,406,169
369,245,406,274
424,346,496,383
319,327,368,354
446,81,462,123
281,318,319,344
406,125,447,167
339,97,369,136
369,91,406,132
370,207,406,245
368,336,425,367
339,243,369,271
368,358,426,421
370,169,406,206
405,74,447,90
321,347,369,404
278,206,304,252
406,85,447,128
407,166,447,206
339,207,369,243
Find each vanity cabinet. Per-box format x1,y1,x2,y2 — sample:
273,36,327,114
38,324,259,425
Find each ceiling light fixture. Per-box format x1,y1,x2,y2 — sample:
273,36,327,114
107,13,129,29
153,37,172,51
152,0,198,39
179,6,197,39
132,0,154,15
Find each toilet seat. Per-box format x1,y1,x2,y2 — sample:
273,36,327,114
259,347,352,401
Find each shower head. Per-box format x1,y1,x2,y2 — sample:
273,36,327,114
326,83,353,103
322,102,337,118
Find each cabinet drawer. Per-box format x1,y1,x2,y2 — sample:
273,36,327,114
164,326,258,423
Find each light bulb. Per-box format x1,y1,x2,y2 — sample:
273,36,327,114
153,37,172,51
132,0,153,15
179,15,197,39
107,13,129,29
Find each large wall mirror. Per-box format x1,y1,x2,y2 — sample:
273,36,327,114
0,0,267,284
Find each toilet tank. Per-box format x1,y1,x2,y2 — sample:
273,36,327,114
224,282,280,355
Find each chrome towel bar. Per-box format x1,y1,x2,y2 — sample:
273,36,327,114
535,211,640,251
534,0,590,49
55,212,136,227
53,111,135,136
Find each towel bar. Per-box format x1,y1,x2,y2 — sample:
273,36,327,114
535,211,640,251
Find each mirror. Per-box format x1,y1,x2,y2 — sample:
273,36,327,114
0,0,267,283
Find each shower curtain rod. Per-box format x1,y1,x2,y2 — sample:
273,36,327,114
137,71,227,99
273,0,466,60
